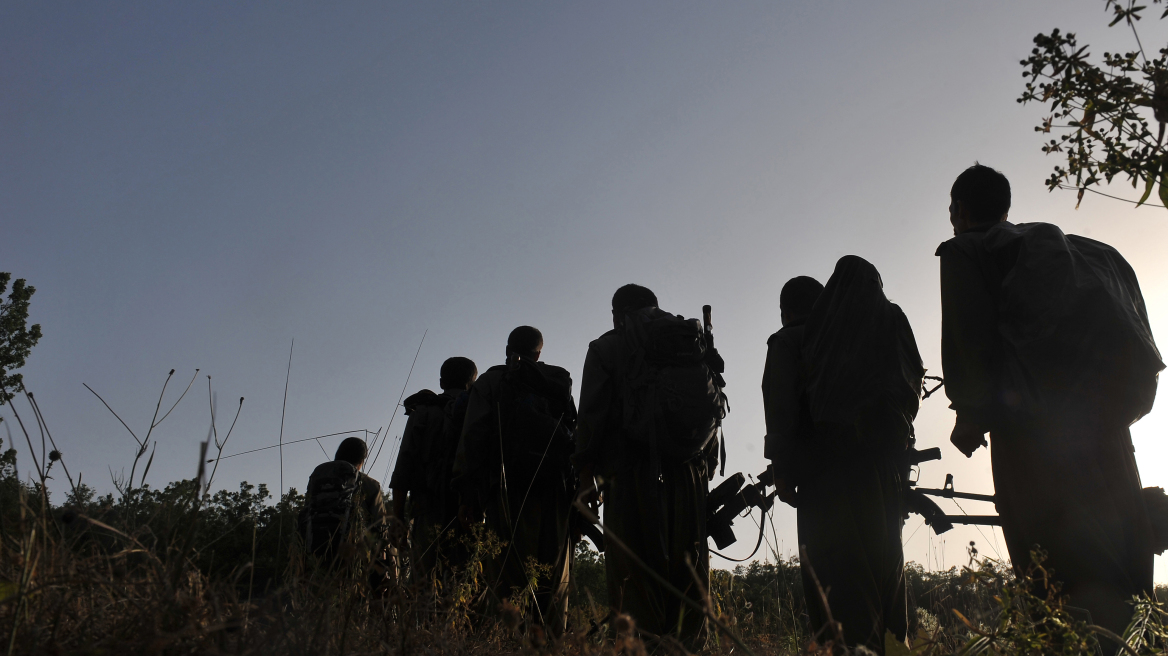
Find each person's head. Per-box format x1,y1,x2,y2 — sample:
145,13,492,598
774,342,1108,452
506,326,543,363
335,437,368,469
779,276,824,327
439,356,478,393
611,284,659,329
949,163,1011,235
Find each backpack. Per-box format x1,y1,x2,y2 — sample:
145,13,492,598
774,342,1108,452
493,360,577,484
621,307,728,463
982,222,1163,425
401,389,455,498
423,390,470,506
300,460,361,558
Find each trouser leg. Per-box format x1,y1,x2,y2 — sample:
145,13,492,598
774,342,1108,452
604,460,708,647
797,458,905,655
991,425,1154,636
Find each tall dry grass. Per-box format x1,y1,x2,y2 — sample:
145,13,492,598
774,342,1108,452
3,436,1166,656
1,372,1166,656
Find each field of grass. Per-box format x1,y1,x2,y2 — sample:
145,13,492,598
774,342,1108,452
2,433,1166,656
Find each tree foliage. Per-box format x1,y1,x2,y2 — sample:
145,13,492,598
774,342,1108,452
0,272,42,405
1019,0,1168,209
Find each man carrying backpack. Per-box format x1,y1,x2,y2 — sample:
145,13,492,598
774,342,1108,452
301,437,390,576
574,284,727,648
452,326,577,637
939,164,1161,636
389,356,478,588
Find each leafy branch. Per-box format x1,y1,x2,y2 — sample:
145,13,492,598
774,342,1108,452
1018,0,1168,208
0,273,42,407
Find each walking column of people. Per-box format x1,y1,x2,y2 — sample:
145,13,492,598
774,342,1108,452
296,163,1166,655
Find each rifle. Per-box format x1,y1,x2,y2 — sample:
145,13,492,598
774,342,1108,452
706,469,776,550
702,305,713,346
571,475,608,553
703,446,1000,552
572,506,606,552
702,305,729,477
902,446,1000,533
702,304,727,377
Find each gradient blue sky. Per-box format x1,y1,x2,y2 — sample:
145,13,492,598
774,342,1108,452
3,1,1166,581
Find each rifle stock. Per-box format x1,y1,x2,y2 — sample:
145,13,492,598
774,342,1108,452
579,518,605,553
706,470,774,550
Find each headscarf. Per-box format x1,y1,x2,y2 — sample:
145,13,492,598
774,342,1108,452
803,256,924,443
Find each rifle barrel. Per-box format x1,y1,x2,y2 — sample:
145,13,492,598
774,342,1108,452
943,514,1001,526
916,487,996,503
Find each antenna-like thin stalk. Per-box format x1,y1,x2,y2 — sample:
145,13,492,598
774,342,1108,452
278,340,294,496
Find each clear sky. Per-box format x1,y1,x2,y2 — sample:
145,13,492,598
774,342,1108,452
3,1,1166,582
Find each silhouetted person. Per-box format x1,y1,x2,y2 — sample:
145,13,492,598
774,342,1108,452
768,258,923,654
300,437,390,577
452,326,577,636
389,356,478,588
762,276,823,506
575,284,727,648
938,163,1160,635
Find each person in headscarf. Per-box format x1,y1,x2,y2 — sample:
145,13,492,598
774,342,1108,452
938,163,1160,637
763,276,824,506
787,256,923,654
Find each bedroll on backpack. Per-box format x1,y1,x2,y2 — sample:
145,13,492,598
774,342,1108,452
495,360,576,482
300,460,361,558
984,222,1164,425
622,307,727,462
403,389,462,500
424,391,470,503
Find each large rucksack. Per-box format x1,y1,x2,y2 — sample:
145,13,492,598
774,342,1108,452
300,460,361,558
424,390,471,509
982,222,1163,425
401,389,456,498
493,360,577,484
621,307,728,463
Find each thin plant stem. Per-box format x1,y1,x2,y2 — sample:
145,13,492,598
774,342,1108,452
207,376,217,448
370,329,426,476
4,391,47,498
154,369,200,426
25,392,77,496
82,383,141,446
279,340,293,496
141,369,175,446
210,429,370,461
206,397,245,489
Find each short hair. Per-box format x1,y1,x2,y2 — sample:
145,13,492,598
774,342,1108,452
951,163,1011,225
439,356,478,390
780,276,824,319
507,326,543,356
335,437,368,465
611,284,659,315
